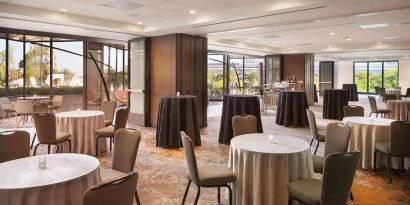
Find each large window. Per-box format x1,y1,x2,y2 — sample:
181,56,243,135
207,54,224,100
354,61,399,93
25,39,51,95
0,38,5,95
8,39,24,98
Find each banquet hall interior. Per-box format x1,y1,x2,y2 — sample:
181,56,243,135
0,0,410,205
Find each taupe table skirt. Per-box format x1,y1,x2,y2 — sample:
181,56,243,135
323,89,348,120
218,95,263,145
275,91,308,127
156,95,201,148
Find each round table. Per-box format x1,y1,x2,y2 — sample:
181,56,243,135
343,117,409,169
218,95,263,145
0,154,101,205
275,91,308,127
17,96,50,103
342,84,359,101
156,95,201,148
385,89,401,95
323,89,348,120
386,100,410,121
56,110,105,155
229,134,313,205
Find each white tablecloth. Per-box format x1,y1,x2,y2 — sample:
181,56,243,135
56,110,106,155
228,134,313,205
343,117,409,169
387,100,410,121
0,154,101,205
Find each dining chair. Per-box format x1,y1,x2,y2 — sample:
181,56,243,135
0,130,30,163
32,113,72,155
374,121,410,183
378,87,386,102
343,105,364,117
48,95,63,113
180,131,236,205
368,96,391,118
15,100,34,126
400,88,410,99
95,108,129,155
83,172,139,205
31,103,50,148
232,114,257,137
100,128,142,205
313,123,351,174
306,109,326,155
0,97,16,121
288,151,360,205
101,101,117,127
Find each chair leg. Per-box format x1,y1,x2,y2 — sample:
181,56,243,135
373,150,377,172
48,145,51,154
369,112,372,117
95,136,100,156
314,141,319,155
33,143,40,156
309,138,314,146
110,137,112,151
56,144,59,153
181,179,191,205
194,185,201,205
386,156,392,184
217,187,221,204
226,184,233,205
68,139,72,153
31,133,37,149
401,157,405,173
135,189,141,205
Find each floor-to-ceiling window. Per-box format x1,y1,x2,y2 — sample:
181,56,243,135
7,36,24,99
0,36,5,96
207,54,224,100
244,57,263,92
354,61,399,93
53,41,84,110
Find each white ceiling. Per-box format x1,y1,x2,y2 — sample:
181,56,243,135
0,0,410,58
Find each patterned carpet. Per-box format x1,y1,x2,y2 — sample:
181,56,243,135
1,100,409,205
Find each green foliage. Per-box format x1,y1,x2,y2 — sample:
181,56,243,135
355,69,398,93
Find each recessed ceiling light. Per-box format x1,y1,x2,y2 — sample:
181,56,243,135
137,21,143,25
360,23,388,29
345,37,352,41
313,19,321,23
329,32,335,35
377,42,382,45
189,10,196,14
383,37,401,40
207,27,264,35
246,40,250,43
353,12,379,17
59,8,67,12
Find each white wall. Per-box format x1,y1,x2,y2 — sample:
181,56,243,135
399,60,410,93
334,61,353,89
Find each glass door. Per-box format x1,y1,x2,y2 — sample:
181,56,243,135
128,38,148,126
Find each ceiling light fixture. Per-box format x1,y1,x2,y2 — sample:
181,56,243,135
207,27,264,35
353,12,379,17
360,23,388,29
189,10,196,14
59,8,67,12
137,21,143,25
345,37,352,41
329,32,335,35
377,42,382,45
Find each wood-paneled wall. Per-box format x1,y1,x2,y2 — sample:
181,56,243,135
150,34,208,127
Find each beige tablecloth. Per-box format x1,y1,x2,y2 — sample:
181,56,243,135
343,117,409,169
0,154,101,205
56,110,106,155
387,100,410,121
229,134,313,205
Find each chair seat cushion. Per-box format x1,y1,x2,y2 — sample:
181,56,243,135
95,126,114,137
375,141,390,154
312,155,324,174
288,178,322,205
56,132,71,143
100,168,127,183
317,131,326,142
198,164,237,187
104,120,113,127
